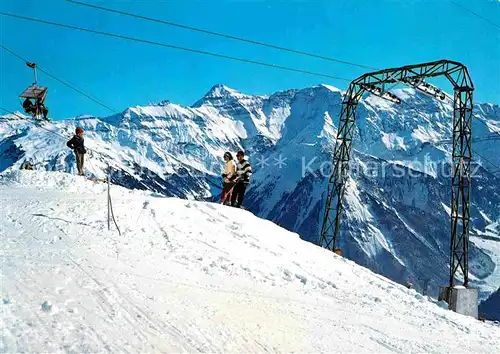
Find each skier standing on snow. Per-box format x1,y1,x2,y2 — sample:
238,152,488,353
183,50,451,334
231,150,252,208
67,127,86,176
221,151,237,204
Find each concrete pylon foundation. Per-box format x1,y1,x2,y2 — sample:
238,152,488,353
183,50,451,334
439,286,478,319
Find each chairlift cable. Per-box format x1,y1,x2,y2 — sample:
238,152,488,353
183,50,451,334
0,12,352,82
0,43,116,113
65,0,378,71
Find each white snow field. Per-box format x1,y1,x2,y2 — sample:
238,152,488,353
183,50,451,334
1,171,499,353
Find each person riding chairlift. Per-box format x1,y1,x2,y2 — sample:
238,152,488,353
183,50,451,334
22,98,35,114
36,96,49,120
22,97,48,120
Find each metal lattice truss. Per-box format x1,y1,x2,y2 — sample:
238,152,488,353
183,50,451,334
319,59,474,288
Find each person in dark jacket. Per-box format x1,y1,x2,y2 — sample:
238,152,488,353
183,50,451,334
231,150,252,208
67,127,86,176
22,98,35,114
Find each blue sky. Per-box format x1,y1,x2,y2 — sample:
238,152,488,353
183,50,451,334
1,0,499,120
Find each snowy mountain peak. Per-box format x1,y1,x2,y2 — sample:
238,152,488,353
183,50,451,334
319,83,342,93
152,99,171,106
192,84,247,107
204,84,240,98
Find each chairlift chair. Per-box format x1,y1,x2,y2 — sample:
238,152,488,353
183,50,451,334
19,62,49,121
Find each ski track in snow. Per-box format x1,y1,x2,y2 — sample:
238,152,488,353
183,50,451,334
0,171,499,353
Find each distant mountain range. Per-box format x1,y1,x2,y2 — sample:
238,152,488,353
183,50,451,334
1,83,499,308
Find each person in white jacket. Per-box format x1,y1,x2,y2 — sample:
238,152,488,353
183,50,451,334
221,151,237,204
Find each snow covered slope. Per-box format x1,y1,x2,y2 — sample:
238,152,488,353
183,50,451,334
1,171,499,352
1,83,499,303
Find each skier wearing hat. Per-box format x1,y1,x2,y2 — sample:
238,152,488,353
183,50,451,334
67,127,86,176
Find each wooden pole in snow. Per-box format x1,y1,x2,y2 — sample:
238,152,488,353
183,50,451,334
107,165,111,231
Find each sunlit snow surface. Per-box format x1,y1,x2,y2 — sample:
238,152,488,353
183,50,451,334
0,171,499,352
